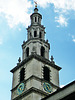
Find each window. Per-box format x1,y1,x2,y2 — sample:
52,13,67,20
41,46,45,57
39,32,42,38
35,17,37,22
43,67,50,82
34,31,37,37
20,68,25,82
38,17,39,22
26,47,29,57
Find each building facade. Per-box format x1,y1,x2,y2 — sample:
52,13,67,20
10,7,61,100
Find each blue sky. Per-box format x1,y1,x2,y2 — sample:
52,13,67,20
0,0,75,100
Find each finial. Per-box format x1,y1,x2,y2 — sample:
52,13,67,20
51,55,55,64
34,1,37,8
18,57,21,63
23,40,25,44
46,39,48,43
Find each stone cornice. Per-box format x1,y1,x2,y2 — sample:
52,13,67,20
12,87,49,100
10,54,61,73
27,24,45,30
30,12,42,19
22,38,50,49
11,75,59,92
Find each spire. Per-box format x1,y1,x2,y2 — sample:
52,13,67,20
27,4,45,41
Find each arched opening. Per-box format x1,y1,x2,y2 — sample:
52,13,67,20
38,17,39,22
20,68,25,82
35,17,37,22
41,46,45,57
34,31,37,37
26,47,29,57
39,32,42,38
43,67,50,82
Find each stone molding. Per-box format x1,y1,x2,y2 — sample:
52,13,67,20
10,54,61,73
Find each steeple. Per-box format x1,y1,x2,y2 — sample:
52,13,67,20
27,7,45,40
22,7,50,60
10,7,61,100
30,7,42,25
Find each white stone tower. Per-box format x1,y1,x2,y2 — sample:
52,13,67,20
10,7,61,100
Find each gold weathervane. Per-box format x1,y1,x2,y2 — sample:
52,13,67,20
34,1,37,8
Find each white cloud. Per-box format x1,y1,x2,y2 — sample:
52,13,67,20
35,0,51,8
19,28,21,31
72,35,75,42
0,38,3,45
0,0,75,28
69,34,75,43
72,39,75,42
55,15,68,27
36,0,75,27
37,0,75,10
0,0,32,28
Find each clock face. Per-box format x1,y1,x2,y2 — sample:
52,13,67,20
43,82,52,93
17,83,25,95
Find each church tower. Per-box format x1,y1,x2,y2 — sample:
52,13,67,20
10,6,61,100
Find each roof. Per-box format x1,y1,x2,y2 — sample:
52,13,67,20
30,8,42,19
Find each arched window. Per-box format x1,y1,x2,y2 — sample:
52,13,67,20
39,32,42,38
35,17,37,22
20,68,25,82
34,31,37,37
43,67,50,82
38,17,39,22
26,47,29,57
41,46,45,57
